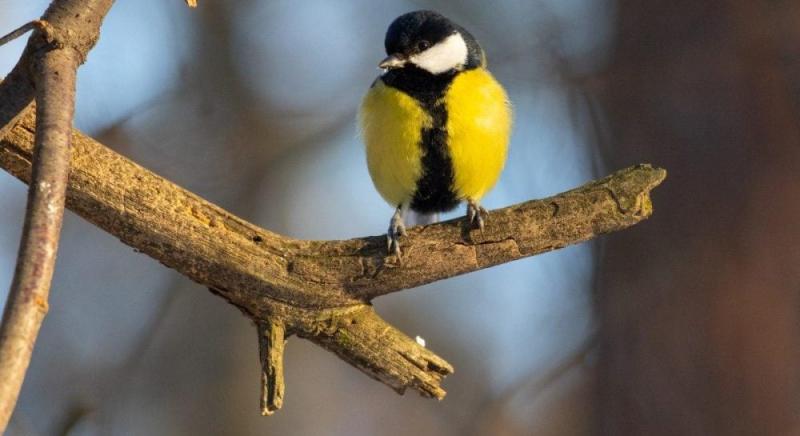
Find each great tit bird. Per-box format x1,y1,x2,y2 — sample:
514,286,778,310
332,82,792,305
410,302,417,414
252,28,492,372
360,10,511,257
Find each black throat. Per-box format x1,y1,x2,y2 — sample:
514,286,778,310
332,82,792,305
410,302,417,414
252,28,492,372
380,66,461,213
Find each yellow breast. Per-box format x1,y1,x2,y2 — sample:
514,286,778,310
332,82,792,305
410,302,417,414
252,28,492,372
445,68,512,201
359,69,511,209
359,81,431,207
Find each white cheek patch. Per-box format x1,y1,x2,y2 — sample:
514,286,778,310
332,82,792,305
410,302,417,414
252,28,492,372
410,33,468,74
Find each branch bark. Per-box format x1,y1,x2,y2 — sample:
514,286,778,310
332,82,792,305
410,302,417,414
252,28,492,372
0,46,78,434
258,320,285,415
0,0,113,430
0,106,666,412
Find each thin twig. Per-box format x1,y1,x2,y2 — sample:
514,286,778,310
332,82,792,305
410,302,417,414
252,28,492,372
0,44,78,436
0,19,53,139
0,0,114,431
0,20,51,48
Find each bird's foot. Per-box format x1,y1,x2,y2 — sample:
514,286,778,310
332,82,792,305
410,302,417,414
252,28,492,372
386,207,407,258
466,199,488,232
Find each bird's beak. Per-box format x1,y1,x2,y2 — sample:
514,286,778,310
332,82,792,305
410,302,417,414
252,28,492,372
379,54,406,69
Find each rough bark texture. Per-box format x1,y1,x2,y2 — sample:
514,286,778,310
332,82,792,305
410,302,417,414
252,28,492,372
258,320,285,415
596,1,800,435
0,0,113,430
0,106,665,410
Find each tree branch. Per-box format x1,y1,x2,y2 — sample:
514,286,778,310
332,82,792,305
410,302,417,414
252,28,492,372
0,0,113,430
0,47,78,433
0,106,666,412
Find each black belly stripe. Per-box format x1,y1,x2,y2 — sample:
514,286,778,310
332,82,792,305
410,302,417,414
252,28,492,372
412,102,460,213
380,66,461,213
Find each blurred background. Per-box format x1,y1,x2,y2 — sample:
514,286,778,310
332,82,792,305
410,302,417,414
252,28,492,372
0,0,798,435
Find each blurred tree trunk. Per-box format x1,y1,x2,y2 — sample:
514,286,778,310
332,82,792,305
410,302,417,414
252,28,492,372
595,1,800,435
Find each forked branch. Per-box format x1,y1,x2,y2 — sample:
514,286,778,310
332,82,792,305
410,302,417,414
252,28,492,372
0,106,666,413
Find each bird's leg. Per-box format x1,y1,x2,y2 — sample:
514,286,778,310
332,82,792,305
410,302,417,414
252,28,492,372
466,199,488,231
387,205,407,258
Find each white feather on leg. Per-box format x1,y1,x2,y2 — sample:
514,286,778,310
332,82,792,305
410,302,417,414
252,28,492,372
406,211,440,226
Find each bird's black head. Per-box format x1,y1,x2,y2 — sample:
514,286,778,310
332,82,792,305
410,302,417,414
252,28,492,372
380,10,484,75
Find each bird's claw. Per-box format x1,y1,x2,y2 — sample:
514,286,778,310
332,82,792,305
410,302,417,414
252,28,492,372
387,207,407,259
466,200,488,232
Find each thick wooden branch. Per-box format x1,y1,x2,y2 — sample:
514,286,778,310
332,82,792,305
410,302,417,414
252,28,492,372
0,107,665,411
0,0,113,430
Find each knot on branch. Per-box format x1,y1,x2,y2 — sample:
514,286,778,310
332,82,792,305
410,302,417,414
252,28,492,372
19,0,113,65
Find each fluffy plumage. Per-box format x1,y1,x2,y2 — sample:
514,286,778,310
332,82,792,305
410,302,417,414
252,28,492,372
359,10,511,255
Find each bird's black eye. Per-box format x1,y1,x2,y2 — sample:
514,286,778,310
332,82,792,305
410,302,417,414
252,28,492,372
416,40,431,51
